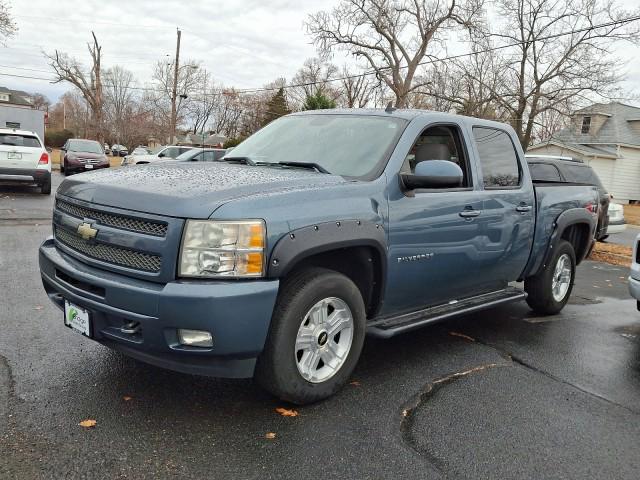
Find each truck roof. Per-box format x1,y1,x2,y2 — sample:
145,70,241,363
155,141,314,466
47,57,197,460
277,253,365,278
289,108,516,131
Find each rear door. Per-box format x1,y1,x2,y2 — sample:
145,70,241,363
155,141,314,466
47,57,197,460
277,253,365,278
0,132,42,170
470,126,535,283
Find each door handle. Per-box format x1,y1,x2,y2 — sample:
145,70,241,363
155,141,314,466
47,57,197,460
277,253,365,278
459,209,481,218
516,205,532,213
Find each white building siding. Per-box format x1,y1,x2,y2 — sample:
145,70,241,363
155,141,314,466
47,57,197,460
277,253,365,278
614,147,640,202
583,157,615,190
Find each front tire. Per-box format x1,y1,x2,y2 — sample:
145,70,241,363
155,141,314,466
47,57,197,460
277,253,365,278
255,268,366,405
525,240,576,315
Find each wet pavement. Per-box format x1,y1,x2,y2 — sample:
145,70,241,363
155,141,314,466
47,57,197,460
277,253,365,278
1,174,640,479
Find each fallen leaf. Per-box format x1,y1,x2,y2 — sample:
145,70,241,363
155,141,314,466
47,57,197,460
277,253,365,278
265,432,276,439
123,396,132,401
402,409,409,417
78,419,97,428
449,331,476,342
350,381,361,386
275,407,299,417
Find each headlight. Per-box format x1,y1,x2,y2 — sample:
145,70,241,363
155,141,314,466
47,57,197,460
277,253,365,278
179,220,266,278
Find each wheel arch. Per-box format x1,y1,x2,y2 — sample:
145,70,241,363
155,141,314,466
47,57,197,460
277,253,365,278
529,208,595,278
268,220,387,318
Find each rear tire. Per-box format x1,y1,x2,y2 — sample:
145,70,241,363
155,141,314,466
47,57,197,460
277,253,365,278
40,178,51,195
255,267,366,405
525,240,576,315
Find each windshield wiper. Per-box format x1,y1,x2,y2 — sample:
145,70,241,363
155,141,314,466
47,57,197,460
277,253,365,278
276,161,331,174
223,156,257,166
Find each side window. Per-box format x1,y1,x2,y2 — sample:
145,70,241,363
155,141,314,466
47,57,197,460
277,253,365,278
213,150,226,161
203,151,217,162
472,127,521,188
528,163,561,182
401,125,471,188
166,147,180,158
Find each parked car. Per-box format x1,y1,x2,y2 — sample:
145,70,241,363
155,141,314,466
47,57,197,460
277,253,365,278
103,143,111,156
39,110,599,404
110,144,129,157
60,139,109,176
121,147,152,166
174,148,227,162
606,202,626,234
525,155,611,240
0,128,50,194
127,145,194,165
630,234,640,311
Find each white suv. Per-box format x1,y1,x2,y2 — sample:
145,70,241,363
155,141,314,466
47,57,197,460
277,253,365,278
0,128,51,194
122,145,194,165
630,234,640,311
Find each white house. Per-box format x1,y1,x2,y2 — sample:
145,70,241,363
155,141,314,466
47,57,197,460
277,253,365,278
0,86,45,141
527,102,640,203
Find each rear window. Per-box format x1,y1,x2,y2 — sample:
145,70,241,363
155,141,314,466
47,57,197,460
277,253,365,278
528,162,562,182
472,127,521,188
0,133,41,148
561,165,603,188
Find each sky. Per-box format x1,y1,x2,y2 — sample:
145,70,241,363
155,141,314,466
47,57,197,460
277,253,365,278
1,0,639,106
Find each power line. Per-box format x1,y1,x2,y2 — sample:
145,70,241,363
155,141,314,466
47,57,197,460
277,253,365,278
2,14,639,97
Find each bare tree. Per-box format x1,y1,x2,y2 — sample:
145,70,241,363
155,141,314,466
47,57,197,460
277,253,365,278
307,0,484,108
149,58,203,142
0,1,16,42
338,65,378,107
288,58,340,109
103,66,135,144
478,0,640,148
29,93,51,112
46,32,104,141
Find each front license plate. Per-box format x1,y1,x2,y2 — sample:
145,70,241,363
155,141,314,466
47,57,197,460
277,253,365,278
7,151,22,160
84,164,94,169
64,300,91,337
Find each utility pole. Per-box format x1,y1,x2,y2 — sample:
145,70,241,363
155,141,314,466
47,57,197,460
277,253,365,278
170,28,181,145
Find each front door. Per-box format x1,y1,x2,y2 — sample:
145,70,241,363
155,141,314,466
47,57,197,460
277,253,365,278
384,123,491,314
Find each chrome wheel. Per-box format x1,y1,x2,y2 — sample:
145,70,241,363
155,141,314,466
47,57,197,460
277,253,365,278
551,253,572,302
295,297,354,383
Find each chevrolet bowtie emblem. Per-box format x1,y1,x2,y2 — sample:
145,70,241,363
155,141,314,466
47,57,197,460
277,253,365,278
77,222,98,240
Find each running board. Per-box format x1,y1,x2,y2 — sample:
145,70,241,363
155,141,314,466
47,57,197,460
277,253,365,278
367,287,526,338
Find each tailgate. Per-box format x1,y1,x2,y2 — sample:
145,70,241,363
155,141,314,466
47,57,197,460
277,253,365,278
0,133,42,169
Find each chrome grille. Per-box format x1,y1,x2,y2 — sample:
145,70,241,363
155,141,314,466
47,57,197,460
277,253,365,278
54,227,162,272
56,199,167,237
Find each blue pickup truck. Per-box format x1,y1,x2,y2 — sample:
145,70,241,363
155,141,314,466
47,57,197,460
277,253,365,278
39,109,599,404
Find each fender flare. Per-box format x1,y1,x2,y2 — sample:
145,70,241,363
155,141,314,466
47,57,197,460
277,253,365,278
527,207,596,278
267,220,387,280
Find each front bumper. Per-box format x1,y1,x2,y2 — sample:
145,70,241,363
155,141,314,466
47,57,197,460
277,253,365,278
39,238,280,378
0,167,50,185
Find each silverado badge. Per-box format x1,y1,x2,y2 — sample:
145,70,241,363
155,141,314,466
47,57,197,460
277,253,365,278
77,222,98,240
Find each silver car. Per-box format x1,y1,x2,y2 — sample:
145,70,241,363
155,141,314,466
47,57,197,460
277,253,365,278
630,233,640,310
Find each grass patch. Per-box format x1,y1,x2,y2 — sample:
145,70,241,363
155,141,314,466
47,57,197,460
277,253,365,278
589,242,632,267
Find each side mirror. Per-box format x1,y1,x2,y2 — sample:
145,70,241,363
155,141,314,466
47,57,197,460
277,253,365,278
401,160,463,190
158,152,166,158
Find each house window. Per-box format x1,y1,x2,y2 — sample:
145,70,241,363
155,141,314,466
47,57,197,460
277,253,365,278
0,93,9,102
581,116,591,134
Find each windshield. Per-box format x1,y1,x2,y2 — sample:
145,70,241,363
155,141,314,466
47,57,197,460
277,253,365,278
68,140,103,154
226,114,407,177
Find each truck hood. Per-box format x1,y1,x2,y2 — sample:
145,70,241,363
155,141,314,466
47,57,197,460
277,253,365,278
57,162,350,218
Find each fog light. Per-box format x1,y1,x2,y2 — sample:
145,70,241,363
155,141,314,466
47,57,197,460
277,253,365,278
177,329,213,347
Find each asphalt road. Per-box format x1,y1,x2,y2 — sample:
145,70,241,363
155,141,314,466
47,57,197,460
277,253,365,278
2,174,640,479
608,224,640,248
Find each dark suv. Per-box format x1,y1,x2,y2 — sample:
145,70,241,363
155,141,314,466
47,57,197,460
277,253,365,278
61,139,110,176
525,155,610,240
